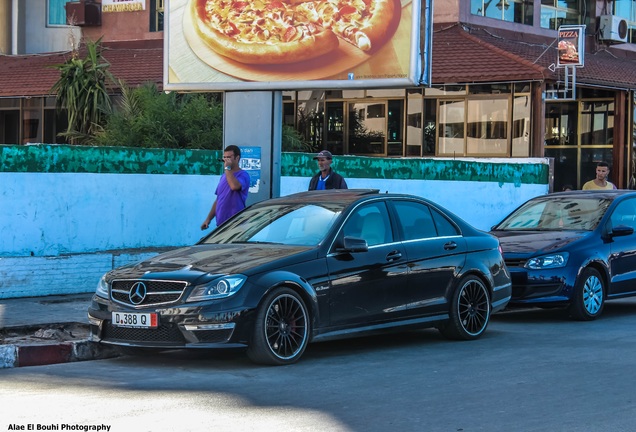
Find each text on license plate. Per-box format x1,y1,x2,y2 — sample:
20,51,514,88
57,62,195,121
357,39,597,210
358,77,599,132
112,312,158,328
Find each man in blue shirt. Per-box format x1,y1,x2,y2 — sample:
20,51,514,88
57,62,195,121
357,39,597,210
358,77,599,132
308,150,348,191
201,145,250,229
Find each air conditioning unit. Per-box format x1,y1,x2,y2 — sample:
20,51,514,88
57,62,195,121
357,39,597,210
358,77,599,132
598,15,628,43
65,0,102,27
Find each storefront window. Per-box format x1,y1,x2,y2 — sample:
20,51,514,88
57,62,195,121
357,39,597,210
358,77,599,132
512,95,531,157
438,100,465,156
545,103,577,145
422,99,436,156
22,98,43,144
580,101,614,145
545,94,615,190
0,99,20,145
406,89,423,156
466,98,509,156
347,101,386,155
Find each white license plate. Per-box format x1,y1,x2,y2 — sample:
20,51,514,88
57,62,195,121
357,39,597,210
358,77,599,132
112,312,158,328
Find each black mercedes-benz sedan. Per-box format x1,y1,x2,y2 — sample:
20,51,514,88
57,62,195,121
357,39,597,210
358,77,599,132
88,189,511,365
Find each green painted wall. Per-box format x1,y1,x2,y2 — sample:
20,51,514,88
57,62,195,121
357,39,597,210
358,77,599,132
0,145,549,185
0,145,223,175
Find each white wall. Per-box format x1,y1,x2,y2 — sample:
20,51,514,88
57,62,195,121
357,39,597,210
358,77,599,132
0,168,548,298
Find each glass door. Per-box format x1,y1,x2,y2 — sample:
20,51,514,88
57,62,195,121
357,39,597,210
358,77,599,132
347,101,387,155
325,102,344,155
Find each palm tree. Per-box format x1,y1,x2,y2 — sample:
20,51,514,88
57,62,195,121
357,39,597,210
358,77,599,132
50,38,115,144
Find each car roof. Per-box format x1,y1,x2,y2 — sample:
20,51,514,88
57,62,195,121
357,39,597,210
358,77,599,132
546,190,636,200
260,189,382,206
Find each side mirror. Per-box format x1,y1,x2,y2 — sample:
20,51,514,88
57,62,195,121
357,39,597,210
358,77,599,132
336,236,368,253
611,224,634,238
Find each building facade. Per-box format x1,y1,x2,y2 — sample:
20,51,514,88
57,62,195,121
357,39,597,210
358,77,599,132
1,0,635,190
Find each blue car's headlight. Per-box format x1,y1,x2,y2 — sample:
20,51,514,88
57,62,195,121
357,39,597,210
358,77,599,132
187,275,247,302
525,252,569,270
96,275,109,299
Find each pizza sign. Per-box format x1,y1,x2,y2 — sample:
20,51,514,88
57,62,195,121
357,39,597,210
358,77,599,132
557,25,585,68
165,0,428,90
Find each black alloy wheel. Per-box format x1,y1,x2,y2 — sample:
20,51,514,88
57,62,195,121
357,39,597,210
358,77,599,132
440,275,491,340
247,287,310,365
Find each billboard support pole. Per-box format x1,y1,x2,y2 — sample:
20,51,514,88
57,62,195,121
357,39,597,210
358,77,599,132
224,91,282,206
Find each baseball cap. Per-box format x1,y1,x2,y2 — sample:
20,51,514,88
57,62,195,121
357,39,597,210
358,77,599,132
313,150,333,160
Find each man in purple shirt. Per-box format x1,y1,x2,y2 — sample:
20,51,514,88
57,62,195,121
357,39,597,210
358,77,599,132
200,145,250,229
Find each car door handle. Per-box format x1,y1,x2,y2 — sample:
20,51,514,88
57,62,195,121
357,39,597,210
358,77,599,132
386,250,402,262
444,242,458,250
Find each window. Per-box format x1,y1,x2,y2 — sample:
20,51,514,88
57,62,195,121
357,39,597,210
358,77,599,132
471,0,534,25
393,201,438,240
48,0,72,26
541,0,581,29
466,98,509,156
580,101,614,145
614,0,636,43
431,208,460,237
344,203,392,246
150,0,164,32
438,100,465,156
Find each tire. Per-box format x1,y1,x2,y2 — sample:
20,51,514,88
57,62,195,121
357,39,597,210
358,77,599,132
440,275,491,340
568,267,605,321
247,287,310,366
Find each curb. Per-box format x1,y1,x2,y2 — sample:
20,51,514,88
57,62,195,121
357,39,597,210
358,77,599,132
0,340,121,368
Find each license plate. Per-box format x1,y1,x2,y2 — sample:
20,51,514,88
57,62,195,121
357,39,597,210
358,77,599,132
112,312,158,328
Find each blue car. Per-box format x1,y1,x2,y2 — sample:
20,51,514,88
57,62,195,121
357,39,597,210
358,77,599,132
490,190,636,320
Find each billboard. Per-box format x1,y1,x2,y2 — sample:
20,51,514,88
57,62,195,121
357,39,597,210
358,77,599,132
557,25,585,68
164,0,427,91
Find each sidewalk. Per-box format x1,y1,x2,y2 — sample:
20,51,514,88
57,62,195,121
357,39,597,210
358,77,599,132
0,293,119,368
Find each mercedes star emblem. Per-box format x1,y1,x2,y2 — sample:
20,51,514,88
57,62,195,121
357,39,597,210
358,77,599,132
129,281,147,305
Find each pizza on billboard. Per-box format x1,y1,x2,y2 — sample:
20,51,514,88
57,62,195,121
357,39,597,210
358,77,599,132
190,0,399,64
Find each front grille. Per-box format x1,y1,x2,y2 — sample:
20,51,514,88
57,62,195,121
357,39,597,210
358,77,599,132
103,322,186,344
504,258,527,267
111,279,187,307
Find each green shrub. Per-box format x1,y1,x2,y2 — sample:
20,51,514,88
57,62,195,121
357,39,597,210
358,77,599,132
93,83,223,150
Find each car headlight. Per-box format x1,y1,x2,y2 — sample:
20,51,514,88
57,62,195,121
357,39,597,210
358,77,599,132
187,275,247,302
96,275,109,299
525,252,569,270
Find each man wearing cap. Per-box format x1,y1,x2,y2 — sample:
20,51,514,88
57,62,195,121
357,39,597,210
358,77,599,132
308,150,348,191
201,145,250,229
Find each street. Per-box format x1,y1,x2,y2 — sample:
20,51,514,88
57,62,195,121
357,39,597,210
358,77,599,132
2,300,636,432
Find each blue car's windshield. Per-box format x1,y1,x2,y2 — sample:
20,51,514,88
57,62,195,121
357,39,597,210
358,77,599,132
201,203,343,246
495,197,612,231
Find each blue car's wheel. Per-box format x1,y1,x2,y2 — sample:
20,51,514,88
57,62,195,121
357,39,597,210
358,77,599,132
569,267,605,321
247,287,310,365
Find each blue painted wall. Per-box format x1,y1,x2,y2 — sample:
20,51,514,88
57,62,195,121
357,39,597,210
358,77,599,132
0,145,550,298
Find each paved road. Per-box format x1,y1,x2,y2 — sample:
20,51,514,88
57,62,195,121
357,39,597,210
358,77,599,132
2,300,636,432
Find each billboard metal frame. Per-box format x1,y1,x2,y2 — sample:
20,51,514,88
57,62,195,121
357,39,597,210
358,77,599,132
164,0,430,91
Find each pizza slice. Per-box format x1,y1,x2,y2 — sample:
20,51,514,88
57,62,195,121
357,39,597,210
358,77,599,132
191,0,339,64
295,0,396,52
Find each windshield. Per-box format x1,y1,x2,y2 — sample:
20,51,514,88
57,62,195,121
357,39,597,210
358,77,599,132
494,197,611,231
201,202,344,246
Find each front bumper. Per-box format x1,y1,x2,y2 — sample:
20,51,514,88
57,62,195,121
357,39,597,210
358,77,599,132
506,266,574,305
88,295,254,349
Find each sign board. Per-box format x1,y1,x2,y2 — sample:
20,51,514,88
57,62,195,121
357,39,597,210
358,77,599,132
557,25,585,68
102,0,145,12
164,0,427,91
